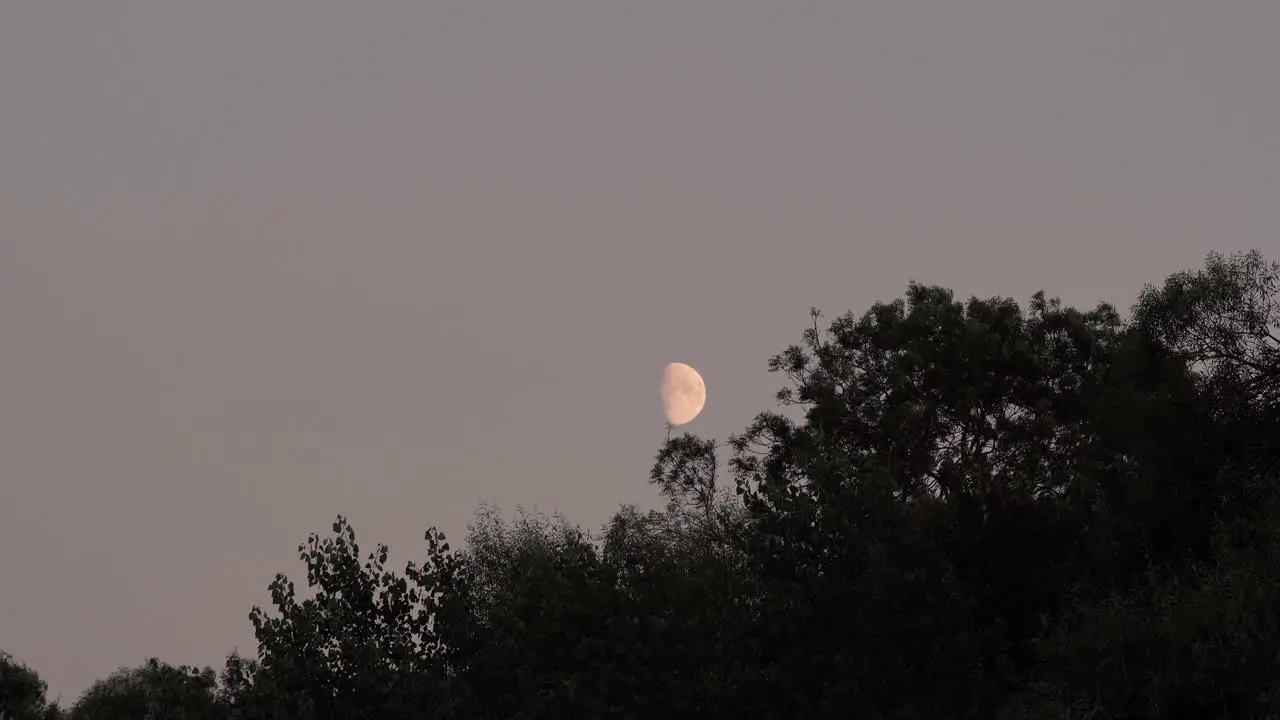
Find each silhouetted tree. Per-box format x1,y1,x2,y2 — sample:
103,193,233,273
0,652,63,720
1008,250,1280,719
230,515,465,719
66,658,223,720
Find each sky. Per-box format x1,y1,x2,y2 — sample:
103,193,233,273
1,0,1277,703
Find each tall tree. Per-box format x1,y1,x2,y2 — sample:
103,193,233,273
1133,249,1280,492
1010,249,1280,719
703,288,1143,716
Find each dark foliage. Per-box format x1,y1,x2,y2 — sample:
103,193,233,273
6,250,1277,719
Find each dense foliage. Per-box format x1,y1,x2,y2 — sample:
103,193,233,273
4,250,1277,719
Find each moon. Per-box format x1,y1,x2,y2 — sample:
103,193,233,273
661,362,706,426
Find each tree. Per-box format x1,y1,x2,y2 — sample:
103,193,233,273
440,506,622,717
0,652,62,720
700,289,1140,716
231,515,466,720
66,658,223,720
1133,249,1280,507
653,259,1272,716
1133,250,1279,404
447,501,759,718
599,502,762,718
650,434,722,528
1009,249,1280,719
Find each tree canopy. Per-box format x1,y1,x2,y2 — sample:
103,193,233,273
5,250,1278,719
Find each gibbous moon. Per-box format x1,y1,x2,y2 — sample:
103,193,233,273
661,362,706,426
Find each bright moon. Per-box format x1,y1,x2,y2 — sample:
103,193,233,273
661,362,706,426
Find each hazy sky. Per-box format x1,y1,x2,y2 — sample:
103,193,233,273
1,0,1276,702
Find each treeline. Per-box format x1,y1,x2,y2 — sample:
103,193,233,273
3,250,1278,719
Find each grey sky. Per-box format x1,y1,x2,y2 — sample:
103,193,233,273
1,0,1276,702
